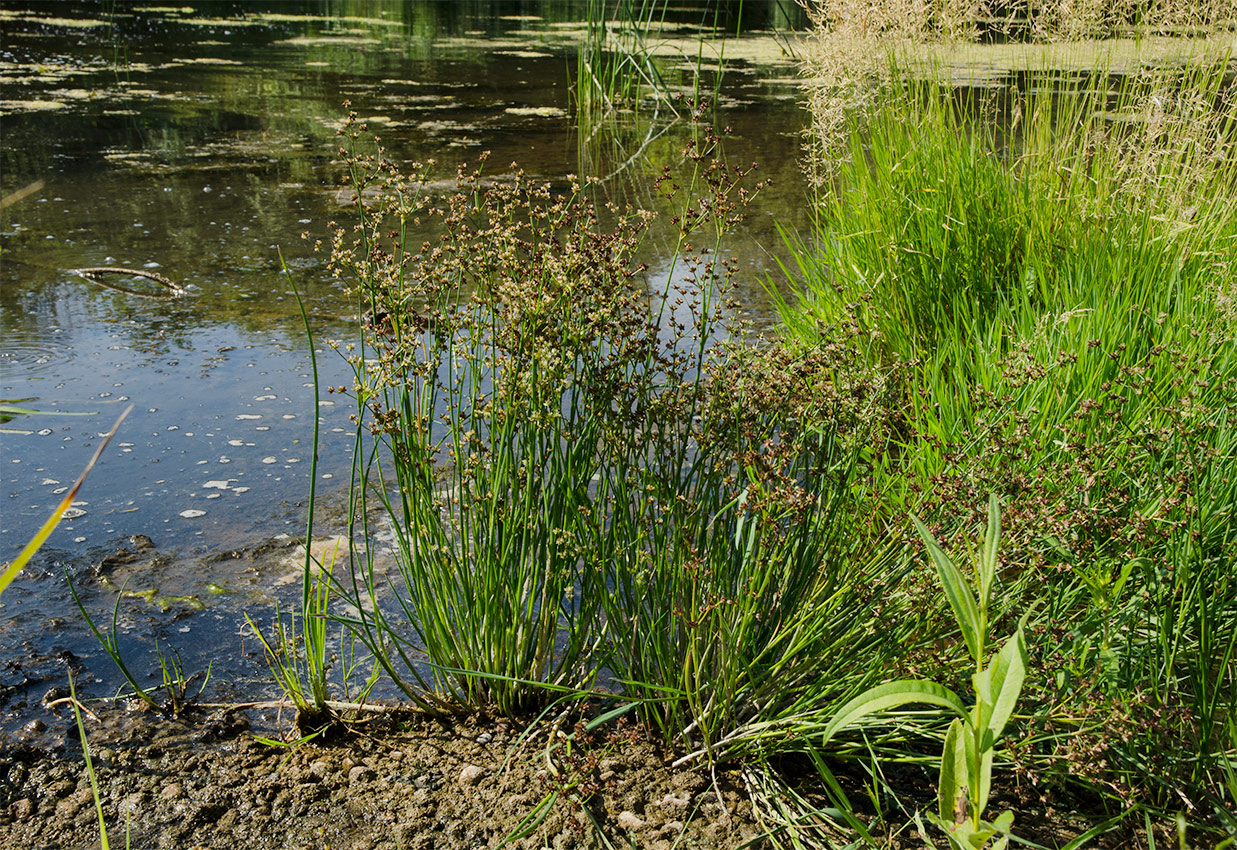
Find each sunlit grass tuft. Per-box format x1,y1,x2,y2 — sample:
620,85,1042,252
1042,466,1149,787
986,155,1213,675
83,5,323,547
776,39,1237,832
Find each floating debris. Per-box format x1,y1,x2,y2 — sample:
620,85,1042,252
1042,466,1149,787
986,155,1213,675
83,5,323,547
276,36,382,46
0,100,68,113
202,480,230,489
70,267,186,298
155,594,205,612
179,509,206,518
25,16,108,28
504,106,566,118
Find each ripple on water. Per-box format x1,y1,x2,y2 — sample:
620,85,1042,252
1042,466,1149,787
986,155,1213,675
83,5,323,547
0,342,75,377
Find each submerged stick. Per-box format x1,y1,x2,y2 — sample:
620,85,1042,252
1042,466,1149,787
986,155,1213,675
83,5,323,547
71,267,185,298
0,180,44,210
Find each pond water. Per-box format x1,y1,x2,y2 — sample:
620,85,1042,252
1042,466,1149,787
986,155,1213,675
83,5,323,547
0,0,812,726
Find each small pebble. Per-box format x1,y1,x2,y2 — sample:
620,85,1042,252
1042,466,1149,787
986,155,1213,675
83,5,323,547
617,811,645,830
458,764,484,786
658,821,685,838
119,792,146,815
475,732,492,745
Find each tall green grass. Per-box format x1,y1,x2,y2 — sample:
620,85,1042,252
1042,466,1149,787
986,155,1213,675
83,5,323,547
310,116,929,770
776,49,1237,821
574,0,677,121
264,51,1237,838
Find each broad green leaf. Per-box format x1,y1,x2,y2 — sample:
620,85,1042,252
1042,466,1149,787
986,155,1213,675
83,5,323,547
583,700,641,732
0,403,95,417
992,810,1015,833
820,679,968,746
976,743,994,817
912,514,981,662
939,717,968,823
962,719,983,816
974,629,1028,749
943,819,981,850
980,494,1001,604
1112,557,1142,601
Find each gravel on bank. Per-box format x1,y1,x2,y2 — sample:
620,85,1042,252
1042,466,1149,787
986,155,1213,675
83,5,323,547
0,703,766,849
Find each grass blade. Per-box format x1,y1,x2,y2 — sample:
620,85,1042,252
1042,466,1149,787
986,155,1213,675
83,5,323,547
0,405,132,597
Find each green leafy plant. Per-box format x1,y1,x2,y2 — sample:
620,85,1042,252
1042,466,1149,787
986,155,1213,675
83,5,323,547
779,44,1237,819
245,273,348,732
819,496,1027,849
244,544,337,731
574,0,677,121
323,115,917,748
914,497,1027,849
69,578,207,714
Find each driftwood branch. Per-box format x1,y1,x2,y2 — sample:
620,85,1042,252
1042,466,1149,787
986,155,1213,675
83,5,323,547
71,266,185,298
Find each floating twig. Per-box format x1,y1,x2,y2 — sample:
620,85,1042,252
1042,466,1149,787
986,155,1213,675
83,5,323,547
71,266,185,298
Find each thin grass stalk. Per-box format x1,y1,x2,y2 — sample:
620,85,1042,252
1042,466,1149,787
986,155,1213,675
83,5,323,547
68,674,113,850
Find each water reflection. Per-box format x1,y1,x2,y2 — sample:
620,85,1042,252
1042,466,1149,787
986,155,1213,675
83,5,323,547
0,0,810,719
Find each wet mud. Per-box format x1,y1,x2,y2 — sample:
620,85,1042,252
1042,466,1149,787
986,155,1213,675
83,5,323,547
1,705,764,849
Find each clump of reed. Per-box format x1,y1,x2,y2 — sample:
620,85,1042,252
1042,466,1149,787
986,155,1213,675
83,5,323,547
777,23,1237,840
304,111,929,779
574,0,677,121
269,23,1236,841
799,0,1237,185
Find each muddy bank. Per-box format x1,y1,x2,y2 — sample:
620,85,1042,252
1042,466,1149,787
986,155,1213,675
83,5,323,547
0,704,764,849
0,698,1191,849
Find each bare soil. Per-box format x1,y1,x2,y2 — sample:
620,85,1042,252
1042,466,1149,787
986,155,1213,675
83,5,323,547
0,701,1188,849
0,704,765,849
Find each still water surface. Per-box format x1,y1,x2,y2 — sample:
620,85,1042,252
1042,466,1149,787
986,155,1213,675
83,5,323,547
0,0,810,723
